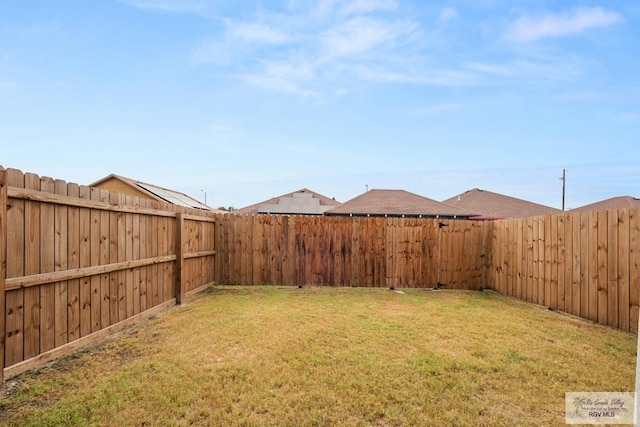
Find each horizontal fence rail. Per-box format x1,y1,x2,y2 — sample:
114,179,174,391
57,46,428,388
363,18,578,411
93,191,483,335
1,167,216,382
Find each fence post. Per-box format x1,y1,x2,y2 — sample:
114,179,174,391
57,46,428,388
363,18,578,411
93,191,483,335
175,213,184,305
0,168,7,383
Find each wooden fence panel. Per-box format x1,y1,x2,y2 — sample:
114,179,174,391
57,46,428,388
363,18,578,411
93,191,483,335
2,168,217,377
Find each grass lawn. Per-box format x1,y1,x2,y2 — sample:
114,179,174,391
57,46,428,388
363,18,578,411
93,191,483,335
1,285,636,426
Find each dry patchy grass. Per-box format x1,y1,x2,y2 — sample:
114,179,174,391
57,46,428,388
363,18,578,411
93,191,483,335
1,286,636,426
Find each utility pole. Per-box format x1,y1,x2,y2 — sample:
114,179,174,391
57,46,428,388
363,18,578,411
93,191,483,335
560,169,566,211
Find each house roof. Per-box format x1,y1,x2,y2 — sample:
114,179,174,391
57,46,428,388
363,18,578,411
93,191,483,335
234,188,342,215
325,189,477,218
442,188,561,219
90,174,222,212
570,196,640,213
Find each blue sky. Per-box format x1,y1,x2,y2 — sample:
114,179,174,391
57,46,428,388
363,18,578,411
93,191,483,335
1,0,638,210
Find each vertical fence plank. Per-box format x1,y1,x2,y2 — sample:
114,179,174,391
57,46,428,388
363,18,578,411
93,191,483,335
165,213,176,300
54,179,69,347
579,212,590,319
531,217,539,304
108,191,119,326
39,177,56,353
516,218,523,299
629,207,639,333
116,193,127,321
6,169,25,367
564,214,573,315
571,212,581,317
588,211,599,322
99,189,111,330
150,211,159,307
607,209,619,329
89,188,101,333
124,197,134,319
23,173,41,359
544,217,551,305
0,168,7,382
508,219,516,296
138,201,148,312
549,215,559,310
132,199,141,315
557,214,566,312
66,183,81,343
618,208,630,332
597,210,608,325
175,213,184,304
79,186,91,338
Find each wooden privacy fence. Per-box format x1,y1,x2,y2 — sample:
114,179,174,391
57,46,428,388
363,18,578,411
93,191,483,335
3,165,639,382
213,209,640,333
487,208,640,334
1,168,217,382
213,214,490,289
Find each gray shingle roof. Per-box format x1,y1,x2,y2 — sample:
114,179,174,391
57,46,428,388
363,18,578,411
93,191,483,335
570,196,640,212
442,188,561,219
325,189,476,218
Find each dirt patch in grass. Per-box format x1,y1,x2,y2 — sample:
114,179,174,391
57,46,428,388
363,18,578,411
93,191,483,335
1,285,636,426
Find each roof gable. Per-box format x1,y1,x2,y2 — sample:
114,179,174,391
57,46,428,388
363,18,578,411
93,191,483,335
326,189,476,218
235,188,342,215
570,196,640,212
443,188,561,219
91,174,221,211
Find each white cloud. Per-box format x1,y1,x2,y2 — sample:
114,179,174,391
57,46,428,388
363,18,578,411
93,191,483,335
352,65,475,86
340,0,398,16
438,7,458,24
239,60,318,98
231,22,290,44
505,7,622,42
118,0,207,14
321,17,406,58
469,58,583,82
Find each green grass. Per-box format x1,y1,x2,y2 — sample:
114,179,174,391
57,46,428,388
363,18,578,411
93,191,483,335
1,286,636,426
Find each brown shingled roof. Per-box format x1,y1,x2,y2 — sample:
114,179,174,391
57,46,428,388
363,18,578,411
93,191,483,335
442,188,561,219
234,188,342,215
570,196,640,213
325,189,476,218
